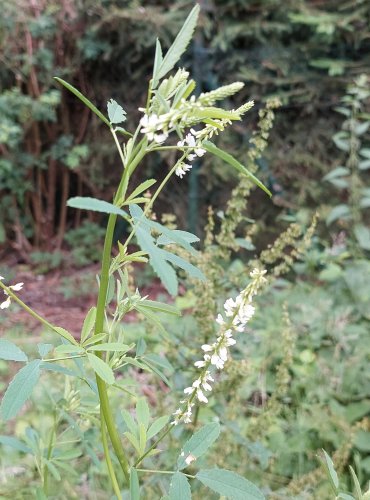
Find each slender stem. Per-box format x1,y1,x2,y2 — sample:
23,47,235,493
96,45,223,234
43,355,85,362
110,127,126,170
0,282,78,345
134,426,172,467
94,205,130,484
101,408,123,500
136,468,195,479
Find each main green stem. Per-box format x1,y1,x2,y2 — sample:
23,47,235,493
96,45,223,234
93,130,133,484
94,211,130,482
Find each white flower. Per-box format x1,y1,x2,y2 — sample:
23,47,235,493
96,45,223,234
140,113,168,143
210,353,225,369
0,280,24,310
153,132,168,143
202,380,212,392
184,133,196,147
201,344,213,352
175,163,192,179
9,282,23,292
216,314,224,325
224,298,237,317
0,296,11,309
140,113,159,130
195,147,206,157
194,360,206,368
183,386,194,395
196,388,208,403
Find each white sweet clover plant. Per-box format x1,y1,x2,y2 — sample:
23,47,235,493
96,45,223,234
0,5,271,498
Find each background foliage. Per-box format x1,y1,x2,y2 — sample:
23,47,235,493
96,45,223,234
1,0,369,253
0,0,370,498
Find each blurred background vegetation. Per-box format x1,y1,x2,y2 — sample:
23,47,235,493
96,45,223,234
0,0,370,498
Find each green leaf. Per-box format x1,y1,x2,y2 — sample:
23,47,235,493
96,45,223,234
169,472,192,500
131,204,198,255
178,422,220,470
87,353,114,385
354,430,370,452
326,204,351,225
140,358,171,387
157,230,199,246
81,307,96,343
359,159,370,170
147,415,169,440
45,459,61,481
83,333,107,347
107,98,126,124
157,5,200,80
122,409,138,436
322,450,339,493
37,343,53,358
195,469,265,499
323,166,350,181
67,197,128,218
349,466,363,500
53,326,78,345
136,338,147,357
130,208,178,295
360,197,370,208
130,468,140,500
143,353,174,373
36,488,48,500
135,306,168,335
139,299,181,316
160,250,205,281
87,342,131,353
0,435,31,453
54,344,84,354
54,77,110,126
126,179,157,203
53,448,83,461
359,148,370,159
136,398,150,430
333,131,350,152
0,360,41,420
203,141,272,197
152,39,163,89
0,339,28,362
354,224,370,250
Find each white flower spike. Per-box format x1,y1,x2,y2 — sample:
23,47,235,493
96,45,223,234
172,268,267,425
